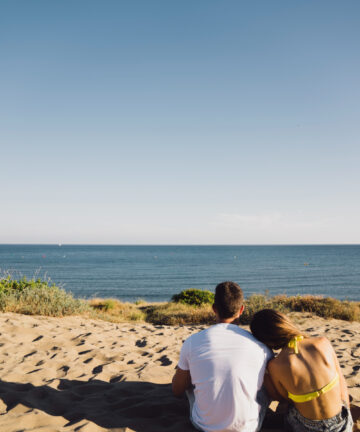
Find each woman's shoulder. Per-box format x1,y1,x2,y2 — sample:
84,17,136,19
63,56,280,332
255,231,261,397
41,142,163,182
267,351,287,371
304,335,333,351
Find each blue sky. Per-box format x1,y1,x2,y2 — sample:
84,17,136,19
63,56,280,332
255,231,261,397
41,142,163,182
1,1,359,244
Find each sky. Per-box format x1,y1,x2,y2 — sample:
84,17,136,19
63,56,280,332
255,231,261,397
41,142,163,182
1,1,359,244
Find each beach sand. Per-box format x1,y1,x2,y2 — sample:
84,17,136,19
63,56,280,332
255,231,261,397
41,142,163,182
0,312,359,432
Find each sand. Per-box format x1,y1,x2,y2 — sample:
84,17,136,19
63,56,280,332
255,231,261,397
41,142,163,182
0,312,359,432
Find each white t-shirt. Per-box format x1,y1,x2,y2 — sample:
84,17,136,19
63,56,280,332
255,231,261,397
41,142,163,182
178,323,272,432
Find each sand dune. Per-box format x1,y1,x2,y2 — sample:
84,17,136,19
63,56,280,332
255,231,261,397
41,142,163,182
0,312,359,431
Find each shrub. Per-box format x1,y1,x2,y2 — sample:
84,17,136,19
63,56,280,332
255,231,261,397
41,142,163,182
0,275,58,294
89,298,146,322
239,294,289,324
277,295,360,321
0,283,89,316
134,298,146,305
172,289,214,306
144,302,215,325
240,294,272,324
102,299,116,311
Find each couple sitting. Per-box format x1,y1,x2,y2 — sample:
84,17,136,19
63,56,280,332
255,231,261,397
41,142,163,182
172,281,353,432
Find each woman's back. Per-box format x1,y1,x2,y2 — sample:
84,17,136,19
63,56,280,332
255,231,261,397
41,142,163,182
250,309,353,431
268,336,345,420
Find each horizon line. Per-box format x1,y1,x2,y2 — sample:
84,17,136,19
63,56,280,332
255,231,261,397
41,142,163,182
1,243,360,247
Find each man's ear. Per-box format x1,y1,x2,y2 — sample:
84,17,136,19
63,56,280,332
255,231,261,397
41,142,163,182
239,304,245,316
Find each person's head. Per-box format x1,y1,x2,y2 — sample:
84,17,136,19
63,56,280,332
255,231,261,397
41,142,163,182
250,309,302,349
213,281,244,322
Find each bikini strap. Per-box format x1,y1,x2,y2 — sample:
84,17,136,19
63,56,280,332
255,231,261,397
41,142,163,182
288,335,304,354
288,374,339,403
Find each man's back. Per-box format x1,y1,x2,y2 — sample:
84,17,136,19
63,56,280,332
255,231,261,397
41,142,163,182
178,323,272,432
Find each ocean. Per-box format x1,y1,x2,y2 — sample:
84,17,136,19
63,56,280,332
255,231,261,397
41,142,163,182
0,245,359,302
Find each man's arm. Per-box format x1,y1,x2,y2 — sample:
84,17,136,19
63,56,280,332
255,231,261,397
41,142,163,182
172,367,192,397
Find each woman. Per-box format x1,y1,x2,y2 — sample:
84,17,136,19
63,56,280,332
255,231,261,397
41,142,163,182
250,309,353,431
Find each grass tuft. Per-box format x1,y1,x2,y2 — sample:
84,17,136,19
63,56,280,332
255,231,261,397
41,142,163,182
172,289,215,306
88,298,146,322
142,302,215,326
0,284,89,317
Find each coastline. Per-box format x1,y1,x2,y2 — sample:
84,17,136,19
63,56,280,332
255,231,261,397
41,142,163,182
0,311,359,431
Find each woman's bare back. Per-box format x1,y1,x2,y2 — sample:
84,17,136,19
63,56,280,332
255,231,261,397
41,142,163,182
267,336,349,420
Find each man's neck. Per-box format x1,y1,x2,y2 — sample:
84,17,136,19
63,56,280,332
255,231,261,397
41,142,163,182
216,317,239,325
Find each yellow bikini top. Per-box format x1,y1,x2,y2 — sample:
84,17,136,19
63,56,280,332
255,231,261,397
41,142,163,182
286,336,340,403
288,374,339,403
287,335,304,354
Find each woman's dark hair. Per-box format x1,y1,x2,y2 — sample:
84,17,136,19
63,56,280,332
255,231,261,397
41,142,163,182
250,309,303,349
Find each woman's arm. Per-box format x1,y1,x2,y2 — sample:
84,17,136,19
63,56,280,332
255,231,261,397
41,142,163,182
263,371,284,401
266,360,288,401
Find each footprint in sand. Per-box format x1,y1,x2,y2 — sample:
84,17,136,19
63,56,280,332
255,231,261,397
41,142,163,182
110,374,125,383
58,365,70,376
135,339,147,347
79,349,92,355
156,355,173,366
92,364,103,374
27,368,42,374
351,365,360,375
23,351,37,359
351,348,360,358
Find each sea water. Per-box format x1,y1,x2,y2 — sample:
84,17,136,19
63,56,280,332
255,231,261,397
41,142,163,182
0,245,359,302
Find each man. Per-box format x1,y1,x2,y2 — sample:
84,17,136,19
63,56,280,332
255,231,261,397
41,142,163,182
172,281,272,432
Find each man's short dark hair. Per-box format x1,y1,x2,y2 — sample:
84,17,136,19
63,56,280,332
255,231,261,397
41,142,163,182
214,281,244,319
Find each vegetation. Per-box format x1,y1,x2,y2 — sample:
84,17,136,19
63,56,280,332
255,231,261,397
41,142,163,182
89,293,360,324
89,298,145,322
144,302,215,325
0,277,359,324
0,276,89,317
172,288,215,306
273,294,360,322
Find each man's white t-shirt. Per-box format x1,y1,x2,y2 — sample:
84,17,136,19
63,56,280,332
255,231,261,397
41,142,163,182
178,323,272,432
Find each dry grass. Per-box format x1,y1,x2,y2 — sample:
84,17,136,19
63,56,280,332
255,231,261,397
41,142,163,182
274,295,360,322
87,295,360,325
0,286,89,317
141,302,216,325
89,298,146,322
0,276,358,325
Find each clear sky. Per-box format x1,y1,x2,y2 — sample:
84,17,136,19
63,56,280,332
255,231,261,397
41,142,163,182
1,1,359,244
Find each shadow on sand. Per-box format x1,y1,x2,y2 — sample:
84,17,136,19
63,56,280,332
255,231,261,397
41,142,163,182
0,378,194,431
1,378,356,431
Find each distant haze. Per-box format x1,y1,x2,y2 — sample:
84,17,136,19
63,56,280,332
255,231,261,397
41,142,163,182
1,1,359,244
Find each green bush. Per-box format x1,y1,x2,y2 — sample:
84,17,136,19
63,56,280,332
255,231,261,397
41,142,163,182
0,276,89,317
172,288,215,306
0,275,58,294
